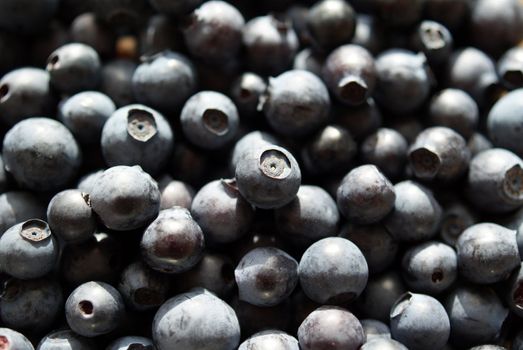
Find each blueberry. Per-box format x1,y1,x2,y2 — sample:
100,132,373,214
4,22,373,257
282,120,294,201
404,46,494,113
181,91,239,149
182,1,244,63
149,0,202,17
92,0,150,29
37,329,96,350
339,223,398,274
390,292,450,350
262,70,330,136
322,44,376,106
0,328,34,350
60,232,123,287
497,47,523,89
374,49,432,114
469,346,507,350
152,288,240,350
408,126,470,182
158,175,195,210
487,89,523,157
301,125,357,175
352,14,384,55
356,270,406,323
360,319,391,342
467,132,493,157
275,185,339,247
335,98,382,140
239,330,299,350
401,241,457,294
100,59,138,107
0,277,63,333
65,281,125,337
0,68,54,126
293,48,324,77
3,118,82,191
306,0,356,51
439,200,476,246
466,148,523,213
46,189,95,244
384,180,442,242
372,0,423,27
107,336,154,350
172,252,235,299
101,104,173,175
428,89,478,139
141,207,204,274
230,72,267,119
410,20,453,66
118,261,169,311
139,14,183,57
506,262,523,319
230,131,278,174
77,169,104,194
361,128,408,180
0,219,58,280
361,339,408,350
337,164,395,224
423,0,470,30
59,91,116,145
46,43,101,94
299,237,368,304
191,179,254,244
90,166,160,231
235,247,298,307
235,144,301,209
0,0,58,34
0,191,46,234
70,13,116,58
457,223,520,284
132,50,197,112
242,15,299,75
298,305,364,350
514,330,523,350
445,284,508,347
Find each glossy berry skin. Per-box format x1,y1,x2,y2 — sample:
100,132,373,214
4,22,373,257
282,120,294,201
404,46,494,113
132,50,197,112
182,1,244,63
337,165,395,225
230,72,267,119
141,207,204,274
275,185,339,247
239,330,299,350
340,223,398,274
230,131,278,173
3,118,82,191
497,47,523,89
298,306,364,350
100,59,137,107
466,148,523,213
361,338,408,350
322,44,376,106
47,189,96,243
65,281,125,337
410,20,453,66
360,319,391,342
390,292,450,350
401,241,457,294
487,89,523,157
0,278,63,332
0,219,58,280
191,179,254,244
152,288,240,350
301,125,357,175
0,191,46,234
37,329,96,350
242,15,299,75
361,128,408,180
235,247,298,307
46,43,101,94
384,181,442,242
181,91,239,149
457,223,519,284
149,0,202,16
374,49,432,114
90,166,160,231
118,261,169,311
158,175,195,210
0,0,58,34
59,91,116,144
263,70,330,137
0,68,54,126
101,104,174,175
468,132,493,157
408,126,470,182
306,0,356,51
299,237,368,304
429,89,479,139
106,336,154,350
445,285,508,347
236,144,301,209
0,328,34,350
